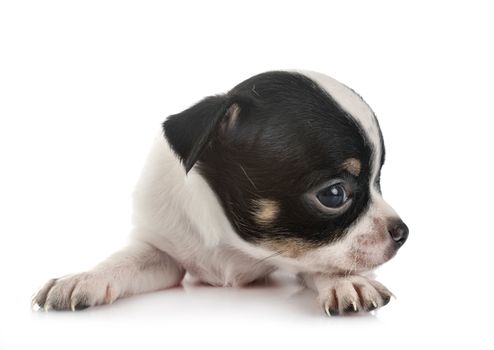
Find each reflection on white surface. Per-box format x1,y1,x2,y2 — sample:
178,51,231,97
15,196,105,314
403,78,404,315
1,244,491,350
12,261,488,350
21,272,386,349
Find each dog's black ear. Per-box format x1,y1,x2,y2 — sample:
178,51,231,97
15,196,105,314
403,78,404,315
163,94,247,173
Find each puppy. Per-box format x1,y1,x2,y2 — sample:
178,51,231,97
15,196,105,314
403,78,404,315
32,70,408,316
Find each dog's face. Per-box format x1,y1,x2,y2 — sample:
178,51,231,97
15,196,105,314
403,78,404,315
164,71,408,274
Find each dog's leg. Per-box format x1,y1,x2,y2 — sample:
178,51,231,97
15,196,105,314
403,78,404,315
32,240,185,311
300,273,393,316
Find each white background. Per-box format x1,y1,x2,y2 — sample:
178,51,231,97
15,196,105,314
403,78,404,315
1,1,493,349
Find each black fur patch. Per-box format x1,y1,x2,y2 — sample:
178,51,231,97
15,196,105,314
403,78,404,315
163,71,381,246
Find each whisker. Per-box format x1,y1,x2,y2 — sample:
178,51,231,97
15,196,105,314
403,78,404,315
252,251,283,268
238,164,259,192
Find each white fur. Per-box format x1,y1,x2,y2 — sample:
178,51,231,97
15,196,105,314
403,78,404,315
33,241,185,310
303,273,393,315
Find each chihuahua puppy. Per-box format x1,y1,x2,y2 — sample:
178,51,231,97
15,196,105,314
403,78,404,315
32,70,408,316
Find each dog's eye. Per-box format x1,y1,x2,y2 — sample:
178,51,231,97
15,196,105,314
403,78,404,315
317,183,348,208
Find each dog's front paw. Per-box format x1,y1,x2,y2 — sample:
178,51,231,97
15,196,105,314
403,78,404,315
317,275,393,316
32,273,118,311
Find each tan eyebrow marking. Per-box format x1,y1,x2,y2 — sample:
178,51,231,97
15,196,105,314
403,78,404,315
252,199,280,225
341,158,361,176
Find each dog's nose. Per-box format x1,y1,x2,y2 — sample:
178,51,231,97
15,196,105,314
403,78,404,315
388,220,409,246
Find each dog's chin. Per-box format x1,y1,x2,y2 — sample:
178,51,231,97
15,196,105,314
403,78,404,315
292,239,398,275
343,243,398,273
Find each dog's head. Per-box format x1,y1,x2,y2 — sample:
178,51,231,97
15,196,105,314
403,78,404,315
163,71,408,274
